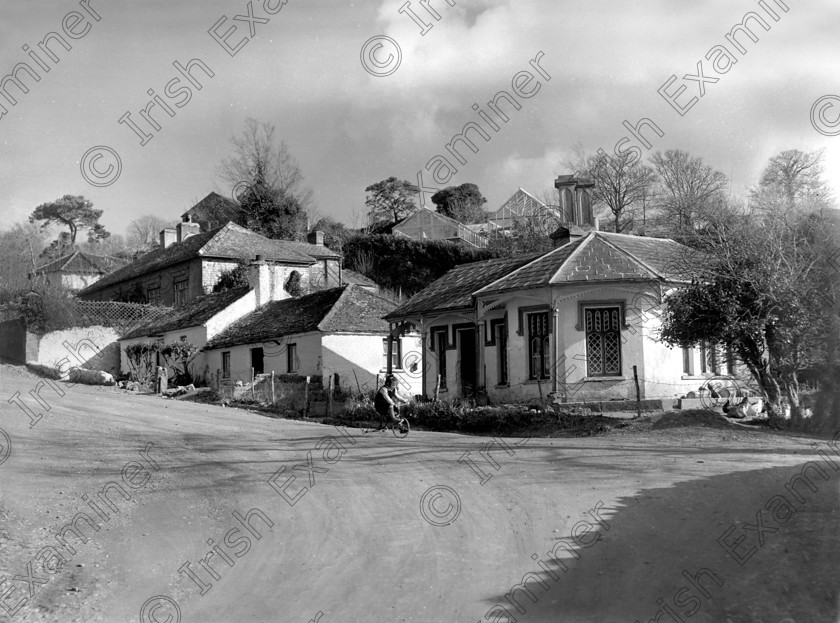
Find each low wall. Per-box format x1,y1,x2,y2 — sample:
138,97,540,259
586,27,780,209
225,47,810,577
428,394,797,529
27,325,121,378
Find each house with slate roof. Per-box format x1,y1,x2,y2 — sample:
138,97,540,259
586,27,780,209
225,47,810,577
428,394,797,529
78,221,342,307
203,285,422,395
385,229,728,403
118,285,255,383
34,250,130,291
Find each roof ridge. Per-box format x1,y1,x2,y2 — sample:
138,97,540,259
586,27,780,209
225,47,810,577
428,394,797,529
592,232,665,280
316,285,351,331
478,238,586,294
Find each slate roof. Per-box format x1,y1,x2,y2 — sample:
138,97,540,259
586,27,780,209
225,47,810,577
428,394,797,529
204,285,396,350
79,223,318,296
386,232,695,320
383,253,541,319
477,232,691,294
120,286,251,340
37,251,130,275
181,192,243,228
281,240,342,260
341,269,377,288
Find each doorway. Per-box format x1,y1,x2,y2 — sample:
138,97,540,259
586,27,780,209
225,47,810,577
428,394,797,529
251,347,264,375
457,327,477,396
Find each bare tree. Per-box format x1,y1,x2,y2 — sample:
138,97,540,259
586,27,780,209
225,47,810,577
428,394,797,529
219,118,314,214
650,150,728,233
565,147,656,232
750,148,833,213
126,215,174,251
0,222,47,295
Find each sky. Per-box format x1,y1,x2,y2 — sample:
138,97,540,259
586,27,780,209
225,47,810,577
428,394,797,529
1,0,839,239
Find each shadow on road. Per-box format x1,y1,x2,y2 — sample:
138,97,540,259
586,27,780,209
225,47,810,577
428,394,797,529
478,462,840,623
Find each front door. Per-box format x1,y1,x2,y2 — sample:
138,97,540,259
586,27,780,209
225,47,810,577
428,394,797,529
251,347,264,375
457,328,477,396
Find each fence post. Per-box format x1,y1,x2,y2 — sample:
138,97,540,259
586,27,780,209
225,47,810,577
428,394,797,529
251,368,255,400
270,371,275,404
537,376,545,409
633,365,641,419
434,374,441,401
327,375,333,418
353,369,363,397
303,376,310,418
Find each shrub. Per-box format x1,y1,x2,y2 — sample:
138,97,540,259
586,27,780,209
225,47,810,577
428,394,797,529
343,234,501,296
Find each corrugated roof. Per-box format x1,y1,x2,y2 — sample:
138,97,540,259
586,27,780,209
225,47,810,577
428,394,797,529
384,254,540,319
205,285,396,349
79,223,318,296
37,251,130,275
120,286,251,340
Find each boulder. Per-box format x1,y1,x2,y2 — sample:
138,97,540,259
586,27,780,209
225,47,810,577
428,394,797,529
68,367,115,386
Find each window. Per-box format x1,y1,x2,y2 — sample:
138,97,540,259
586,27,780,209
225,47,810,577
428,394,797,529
527,312,550,380
700,341,719,374
222,352,231,379
287,343,298,373
585,307,621,377
382,338,402,370
726,346,736,376
435,331,447,390
173,280,188,307
682,347,693,375
147,287,161,305
496,322,508,385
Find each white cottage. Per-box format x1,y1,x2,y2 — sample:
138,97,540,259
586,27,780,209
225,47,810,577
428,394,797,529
203,285,422,396
385,229,735,403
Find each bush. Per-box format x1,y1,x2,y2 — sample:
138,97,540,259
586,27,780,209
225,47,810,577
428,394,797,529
343,234,501,296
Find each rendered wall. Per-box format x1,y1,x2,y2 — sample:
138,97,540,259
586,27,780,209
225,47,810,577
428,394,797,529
320,333,422,396
33,325,121,378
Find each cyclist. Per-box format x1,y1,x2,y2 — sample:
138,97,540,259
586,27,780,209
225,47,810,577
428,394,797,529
374,374,408,431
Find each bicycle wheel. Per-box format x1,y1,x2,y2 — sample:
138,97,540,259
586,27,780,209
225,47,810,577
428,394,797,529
392,417,410,438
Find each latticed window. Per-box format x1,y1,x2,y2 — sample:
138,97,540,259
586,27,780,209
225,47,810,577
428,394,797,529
699,341,719,374
146,287,160,305
528,312,550,380
222,352,231,379
585,307,621,376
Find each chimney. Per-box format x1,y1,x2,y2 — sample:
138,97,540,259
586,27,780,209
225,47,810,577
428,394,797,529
248,255,269,307
159,228,176,249
307,230,325,246
549,225,584,249
248,256,289,307
177,215,200,243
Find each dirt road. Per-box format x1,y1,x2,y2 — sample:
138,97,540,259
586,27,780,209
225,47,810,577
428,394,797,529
0,366,837,623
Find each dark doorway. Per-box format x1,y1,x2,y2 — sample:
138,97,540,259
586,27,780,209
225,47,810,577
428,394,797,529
457,328,477,396
251,347,264,375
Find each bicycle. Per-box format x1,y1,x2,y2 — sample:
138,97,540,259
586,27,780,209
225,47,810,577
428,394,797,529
365,406,410,438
